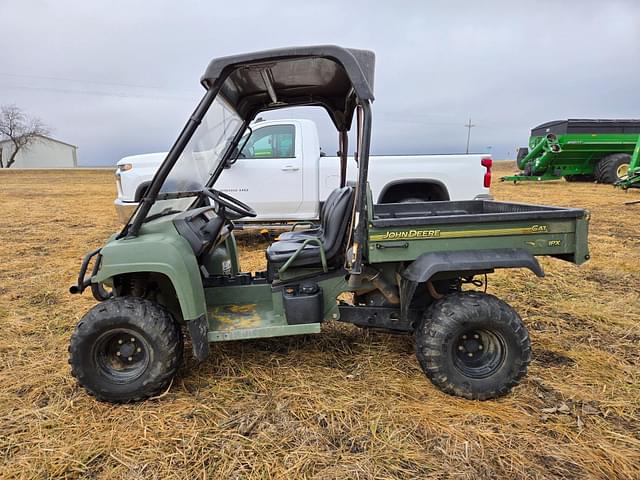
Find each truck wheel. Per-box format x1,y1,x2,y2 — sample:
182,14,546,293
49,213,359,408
595,153,631,184
414,292,531,400
69,297,183,403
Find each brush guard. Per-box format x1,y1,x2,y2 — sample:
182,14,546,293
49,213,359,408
69,248,112,301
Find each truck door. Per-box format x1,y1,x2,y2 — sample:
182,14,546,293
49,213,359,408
216,124,304,220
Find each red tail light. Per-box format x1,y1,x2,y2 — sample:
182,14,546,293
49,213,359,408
481,157,492,188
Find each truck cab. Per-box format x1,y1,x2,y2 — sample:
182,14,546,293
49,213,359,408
115,118,492,224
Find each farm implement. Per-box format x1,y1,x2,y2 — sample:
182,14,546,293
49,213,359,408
502,119,640,184
615,136,640,190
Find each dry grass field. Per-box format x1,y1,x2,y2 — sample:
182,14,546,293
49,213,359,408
0,162,639,479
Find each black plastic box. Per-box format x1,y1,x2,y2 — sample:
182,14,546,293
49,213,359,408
282,283,323,325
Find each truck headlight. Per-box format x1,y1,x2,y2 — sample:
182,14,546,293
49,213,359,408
117,163,133,172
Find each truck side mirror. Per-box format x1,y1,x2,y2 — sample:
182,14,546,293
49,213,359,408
225,126,253,167
224,156,237,168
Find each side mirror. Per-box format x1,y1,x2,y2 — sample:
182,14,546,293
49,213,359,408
227,126,252,167
224,157,235,169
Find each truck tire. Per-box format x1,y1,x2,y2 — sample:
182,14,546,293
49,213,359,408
69,297,183,403
414,292,531,400
595,153,631,184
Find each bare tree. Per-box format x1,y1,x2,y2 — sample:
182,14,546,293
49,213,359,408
0,105,50,168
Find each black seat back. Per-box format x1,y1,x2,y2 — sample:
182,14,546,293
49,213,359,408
318,187,343,230
319,186,354,259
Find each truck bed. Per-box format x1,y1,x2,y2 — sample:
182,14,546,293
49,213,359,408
367,200,589,265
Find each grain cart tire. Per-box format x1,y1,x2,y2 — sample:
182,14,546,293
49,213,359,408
595,153,631,184
69,297,183,403
414,292,531,400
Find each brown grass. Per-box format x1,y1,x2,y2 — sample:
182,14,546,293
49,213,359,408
0,163,639,479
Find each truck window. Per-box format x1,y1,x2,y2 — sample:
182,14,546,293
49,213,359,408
240,124,295,159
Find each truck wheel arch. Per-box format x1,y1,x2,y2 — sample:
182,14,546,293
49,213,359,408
377,179,450,203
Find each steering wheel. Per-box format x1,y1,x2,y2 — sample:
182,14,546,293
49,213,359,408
202,188,257,220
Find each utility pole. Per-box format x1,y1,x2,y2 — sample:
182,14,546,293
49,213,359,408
464,117,475,154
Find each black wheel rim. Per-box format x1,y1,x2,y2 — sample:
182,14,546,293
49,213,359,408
93,328,151,384
452,328,505,379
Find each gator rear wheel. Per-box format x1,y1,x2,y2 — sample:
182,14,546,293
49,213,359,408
69,297,183,403
595,153,631,184
415,292,531,400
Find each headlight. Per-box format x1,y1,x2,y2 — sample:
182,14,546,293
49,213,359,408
117,163,133,172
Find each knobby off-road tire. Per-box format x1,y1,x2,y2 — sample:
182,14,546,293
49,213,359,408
595,153,631,184
69,297,183,403
414,292,531,400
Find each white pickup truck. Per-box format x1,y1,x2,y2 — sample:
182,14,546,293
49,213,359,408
115,118,493,223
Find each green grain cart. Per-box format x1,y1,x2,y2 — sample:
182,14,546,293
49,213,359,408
502,119,640,184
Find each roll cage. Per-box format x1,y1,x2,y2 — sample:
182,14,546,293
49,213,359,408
120,45,376,274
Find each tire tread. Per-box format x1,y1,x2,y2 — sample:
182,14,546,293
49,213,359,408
69,297,183,403
415,292,530,400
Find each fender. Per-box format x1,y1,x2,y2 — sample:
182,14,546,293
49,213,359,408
399,248,544,321
92,231,209,359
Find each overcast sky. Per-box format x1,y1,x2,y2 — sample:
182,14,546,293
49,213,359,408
1,0,639,165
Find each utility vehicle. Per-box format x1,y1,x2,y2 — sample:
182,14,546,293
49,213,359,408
502,119,640,184
69,46,590,403
113,118,493,224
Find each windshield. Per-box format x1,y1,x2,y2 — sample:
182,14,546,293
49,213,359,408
144,96,243,219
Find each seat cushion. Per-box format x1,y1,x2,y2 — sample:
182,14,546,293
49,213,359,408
277,228,320,242
266,185,354,271
266,240,322,265
276,187,345,242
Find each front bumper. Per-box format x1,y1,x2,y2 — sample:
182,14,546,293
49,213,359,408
114,199,138,224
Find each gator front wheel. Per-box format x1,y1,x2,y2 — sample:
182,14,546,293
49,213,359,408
415,292,531,400
69,297,183,403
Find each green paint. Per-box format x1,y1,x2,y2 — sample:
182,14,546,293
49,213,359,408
366,208,589,265
94,216,206,321
90,183,588,346
616,135,640,189
501,174,563,183
502,130,640,182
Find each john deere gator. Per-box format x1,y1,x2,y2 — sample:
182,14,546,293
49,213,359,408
69,46,590,403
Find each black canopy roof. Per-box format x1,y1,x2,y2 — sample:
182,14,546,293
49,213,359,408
200,45,375,131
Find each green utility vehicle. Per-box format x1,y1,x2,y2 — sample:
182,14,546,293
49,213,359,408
502,119,640,184
69,46,590,403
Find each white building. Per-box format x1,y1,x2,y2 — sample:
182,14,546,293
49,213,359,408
0,135,78,168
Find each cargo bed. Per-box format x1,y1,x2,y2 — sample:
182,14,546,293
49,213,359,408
366,200,589,265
